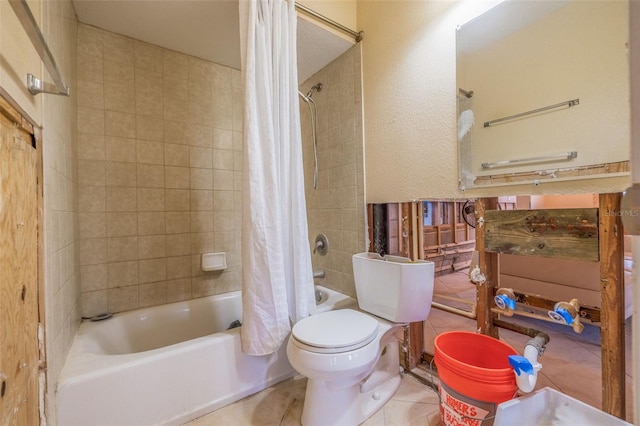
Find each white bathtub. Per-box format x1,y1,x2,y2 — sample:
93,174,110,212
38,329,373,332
56,285,354,426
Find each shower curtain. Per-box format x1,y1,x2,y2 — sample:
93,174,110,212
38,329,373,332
239,0,315,355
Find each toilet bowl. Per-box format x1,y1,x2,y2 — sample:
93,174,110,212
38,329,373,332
286,253,435,426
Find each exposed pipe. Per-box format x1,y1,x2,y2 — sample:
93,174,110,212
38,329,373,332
496,320,549,394
431,294,477,319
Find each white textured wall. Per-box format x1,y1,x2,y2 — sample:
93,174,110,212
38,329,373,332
358,0,631,202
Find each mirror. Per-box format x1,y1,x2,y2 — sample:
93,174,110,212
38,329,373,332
456,1,630,189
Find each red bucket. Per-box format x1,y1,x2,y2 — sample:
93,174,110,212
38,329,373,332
434,331,518,426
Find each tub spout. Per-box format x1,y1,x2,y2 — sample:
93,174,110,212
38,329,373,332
509,333,548,394
313,269,325,279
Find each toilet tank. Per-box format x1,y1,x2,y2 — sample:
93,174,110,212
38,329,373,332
352,252,435,323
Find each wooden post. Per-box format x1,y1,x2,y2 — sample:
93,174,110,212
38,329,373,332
599,193,625,419
476,198,499,337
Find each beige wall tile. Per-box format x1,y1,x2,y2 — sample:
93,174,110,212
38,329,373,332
166,278,191,302
213,128,233,150
105,111,136,138
163,72,189,103
163,98,190,122
164,143,189,166
106,187,137,212
139,282,167,307
166,255,191,279
190,168,213,190
136,116,164,141
103,32,134,65
191,275,215,298
190,146,213,169
82,291,108,318
79,238,107,266
213,211,239,232
107,212,138,237
166,212,191,234
166,234,191,257
77,81,104,109
163,50,188,76
212,191,233,211
138,212,165,235
212,149,234,170
79,212,106,239
191,232,214,254
104,80,135,114
135,41,163,73
139,258,166,283
108,286,139,312
80,264,107,292
137,164,165,188
191,211,214,233
165,166,190,189
136,140,164,164
106,161,137,187
78,133,105,161
78,107,105,135
232,130,242,151
78,24,104,58
78,52,104,83
135,67,163,113
191,190,213,211
164,120,189,145
188,124,213,148
213,170,234,191
106,136,136,162
107,236,138,262
138,235,166,259
165,189,190,211
79,185,106,212
137,188,165,211
107,260,139,287
78,159,106,186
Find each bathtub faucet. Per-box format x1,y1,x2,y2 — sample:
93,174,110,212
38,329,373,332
313,269,325,279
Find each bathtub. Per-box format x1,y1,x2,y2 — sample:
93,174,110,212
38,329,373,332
56,285,354,426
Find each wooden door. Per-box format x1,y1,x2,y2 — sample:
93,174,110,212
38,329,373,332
0,106,40,425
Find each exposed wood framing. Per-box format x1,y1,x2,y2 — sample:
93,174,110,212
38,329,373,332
484,208,599,261
598,193,625,418
476,198,499,337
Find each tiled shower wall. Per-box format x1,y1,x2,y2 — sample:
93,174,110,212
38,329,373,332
301,45,366,298
76,24,243,317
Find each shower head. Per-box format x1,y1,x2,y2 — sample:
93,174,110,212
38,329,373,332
305,83,322,99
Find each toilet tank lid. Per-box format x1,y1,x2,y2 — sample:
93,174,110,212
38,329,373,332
292,309,378,349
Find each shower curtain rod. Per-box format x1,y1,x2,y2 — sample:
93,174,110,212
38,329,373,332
295,2,364,43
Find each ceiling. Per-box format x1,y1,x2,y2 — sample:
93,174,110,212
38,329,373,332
72,0,354,83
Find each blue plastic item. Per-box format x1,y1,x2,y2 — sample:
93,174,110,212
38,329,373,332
495,294,517,310
508,355,533,376
555,307,574,325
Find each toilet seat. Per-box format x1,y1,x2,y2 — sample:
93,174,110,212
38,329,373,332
291,309,379,354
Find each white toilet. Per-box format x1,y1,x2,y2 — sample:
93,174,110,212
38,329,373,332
286,252,435,426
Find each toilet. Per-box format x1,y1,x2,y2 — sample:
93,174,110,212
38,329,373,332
286,252,435,426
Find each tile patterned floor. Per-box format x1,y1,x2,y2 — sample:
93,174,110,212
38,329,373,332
187,270,633,425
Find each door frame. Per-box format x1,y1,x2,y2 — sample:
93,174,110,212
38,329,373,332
0,86,45,424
